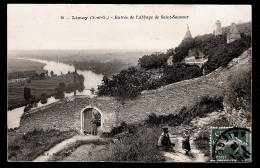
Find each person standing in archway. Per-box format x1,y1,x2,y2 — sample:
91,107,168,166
91,119,98,135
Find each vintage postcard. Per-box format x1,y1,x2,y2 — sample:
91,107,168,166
7,4,252,162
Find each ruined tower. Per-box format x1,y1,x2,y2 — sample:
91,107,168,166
227,23,241,43
183,24,192,40
215,20,222,36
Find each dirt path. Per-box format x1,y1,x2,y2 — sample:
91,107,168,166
163,111,225,162
33,134,102,162
163,137,208,162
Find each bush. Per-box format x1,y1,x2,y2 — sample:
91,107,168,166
24,104,32,112
98,67,150,100
105,126,165,162
102,122,127,137
144,78,165,90
145,95,223,126
224,67,251,112
193,128,210,156
138,52,169,69
193,117,231,157
161,63,203,85
40,98,48,104
203,35,251,74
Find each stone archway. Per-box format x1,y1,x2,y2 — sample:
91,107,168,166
80,106,103,135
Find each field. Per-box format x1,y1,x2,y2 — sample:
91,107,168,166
7,57,46,74
8,73,77,108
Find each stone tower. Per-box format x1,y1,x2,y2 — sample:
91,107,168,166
184,24,192,39
227,23,241,43
215,20,222,36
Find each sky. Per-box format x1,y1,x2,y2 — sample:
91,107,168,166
7,4,251,51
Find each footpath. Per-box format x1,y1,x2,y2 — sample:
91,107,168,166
163,111,225,162
33,134,102,162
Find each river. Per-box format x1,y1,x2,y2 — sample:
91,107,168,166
7,58,104,129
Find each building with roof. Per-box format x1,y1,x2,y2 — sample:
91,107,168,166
183,24,192,40
215,20,222,36
227,23,241,43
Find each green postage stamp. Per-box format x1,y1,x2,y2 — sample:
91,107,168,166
210,127,251,162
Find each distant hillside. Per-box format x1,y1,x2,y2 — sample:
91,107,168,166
221,21,252,36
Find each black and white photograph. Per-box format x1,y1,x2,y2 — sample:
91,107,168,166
7,4,252,162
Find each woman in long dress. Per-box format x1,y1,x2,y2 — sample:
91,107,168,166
182,129,191,155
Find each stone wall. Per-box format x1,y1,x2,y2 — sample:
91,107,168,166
19,97,121,134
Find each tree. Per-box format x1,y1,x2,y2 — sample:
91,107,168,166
23,87,31,101
161,63,203,85
78,74,85,83
59,82,66,89
138,53,169,69
166,48,175,56
98,67,150,101
40,72,46,78
55,83,66,100
40,92,48,104
24,104,32,112
74,74,76,82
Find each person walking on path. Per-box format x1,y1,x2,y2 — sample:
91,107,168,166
182,128,191,155
157,126,175,152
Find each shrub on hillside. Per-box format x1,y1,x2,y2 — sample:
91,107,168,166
138,53,169,70
203,35,251,74
24,104,33,112
161,31,250,75
40,92,48,104
98,67,150,100
193,116,230,157
105,126,165,162
224,67,251,112
144,78,165,90
161,63,203,85
101,121,138,137
145,95,223,126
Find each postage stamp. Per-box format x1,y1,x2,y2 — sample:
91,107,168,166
210,127,251,162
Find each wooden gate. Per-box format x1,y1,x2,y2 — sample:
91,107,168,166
83,109,92,133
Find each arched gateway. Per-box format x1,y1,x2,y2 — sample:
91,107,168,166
80,106,103,135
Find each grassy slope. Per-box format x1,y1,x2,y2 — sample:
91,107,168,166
7,58,46,74
8,129,77,161
7,73,76,107
116,48,251,124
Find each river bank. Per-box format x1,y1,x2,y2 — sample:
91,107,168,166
7,57,104,129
